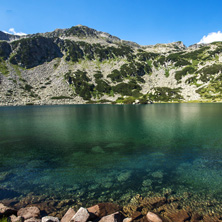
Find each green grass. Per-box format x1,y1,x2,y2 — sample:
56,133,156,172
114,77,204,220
0,59,9,75
0,217,8,222
165,69,170,77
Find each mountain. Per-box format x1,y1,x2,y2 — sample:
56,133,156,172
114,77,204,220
0,25,222,105
0,31,21,42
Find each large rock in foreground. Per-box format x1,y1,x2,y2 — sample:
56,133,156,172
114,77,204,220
17,207,40,220
70,207,89,222
146,212,162,222
61,208,75,222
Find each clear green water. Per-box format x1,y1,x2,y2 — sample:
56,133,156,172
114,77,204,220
1,104,222,204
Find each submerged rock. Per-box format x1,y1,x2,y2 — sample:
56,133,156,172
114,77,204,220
165,209,190,222
117,171,131,182
106,143,124,148
142,179,152,187
91,146,105,154
151,171,163,179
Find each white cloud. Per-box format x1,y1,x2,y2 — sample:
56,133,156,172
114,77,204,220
198,31,222,44
3,28,26,36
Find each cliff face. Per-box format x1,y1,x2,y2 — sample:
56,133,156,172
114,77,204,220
0,25,222,105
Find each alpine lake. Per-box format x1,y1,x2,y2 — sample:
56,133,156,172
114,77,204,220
1,104,222,216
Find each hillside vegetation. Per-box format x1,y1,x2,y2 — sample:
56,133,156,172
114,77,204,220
1,25,222,105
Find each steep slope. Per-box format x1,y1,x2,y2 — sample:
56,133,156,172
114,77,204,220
0,31,21,42
0,25,222,106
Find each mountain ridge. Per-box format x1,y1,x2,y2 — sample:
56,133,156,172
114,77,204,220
0,25,222,105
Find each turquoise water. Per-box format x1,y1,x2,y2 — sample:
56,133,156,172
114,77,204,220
1,104,222,205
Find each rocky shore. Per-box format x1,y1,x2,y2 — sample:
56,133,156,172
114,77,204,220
1,193,222,222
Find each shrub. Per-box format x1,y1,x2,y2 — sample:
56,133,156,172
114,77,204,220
175,66,196,81
95,80,111,93
149,87,183,102
107,69,122,82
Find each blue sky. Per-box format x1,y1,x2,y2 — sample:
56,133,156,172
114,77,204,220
1,0,222,46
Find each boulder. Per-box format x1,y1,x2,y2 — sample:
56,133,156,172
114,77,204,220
61,208,75,222
18,207,40,220
0,203,17,217
70,207,89,222
123,218,132,222
9,215,23,222
87,205,100,217
42,216,59,222
24,218,41,222
99,212,123,222
146,212,162,222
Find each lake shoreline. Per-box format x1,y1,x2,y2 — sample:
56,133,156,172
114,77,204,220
1,100,222,107
1,191,221,222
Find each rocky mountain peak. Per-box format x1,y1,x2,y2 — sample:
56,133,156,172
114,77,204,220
0,31,21,42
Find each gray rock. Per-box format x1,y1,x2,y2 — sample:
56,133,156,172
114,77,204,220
0,203,17,217
18,207,40,220
42,216,59,222
61,208,75,222
146,212,162,222
71,207,89,222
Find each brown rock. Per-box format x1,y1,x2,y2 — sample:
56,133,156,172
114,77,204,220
131,211,142,220
0,203,17,217
61,208,75,222
165,210,190,222
87,205,100,217
18,207,40,220
70,207,89,222
99,212,124,222
122,205,138,218
190,213,203,222
203,215,220,222
141,197,166,209
9,215,23,222
146,212,162,222
97,203,121,217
